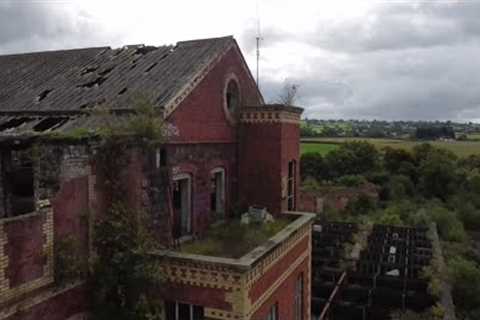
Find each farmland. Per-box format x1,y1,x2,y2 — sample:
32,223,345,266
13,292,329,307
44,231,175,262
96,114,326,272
301,137,480,157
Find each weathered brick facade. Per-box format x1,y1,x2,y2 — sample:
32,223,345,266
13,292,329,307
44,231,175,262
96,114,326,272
158,213,313,320
0,36,310,320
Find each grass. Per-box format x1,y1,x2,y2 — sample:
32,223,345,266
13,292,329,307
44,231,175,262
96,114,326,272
179,218,291,258
301,137,480,157
301,142,339,155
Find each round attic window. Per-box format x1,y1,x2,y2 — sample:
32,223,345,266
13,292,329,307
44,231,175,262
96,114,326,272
226,80,239,113
223,75,241,124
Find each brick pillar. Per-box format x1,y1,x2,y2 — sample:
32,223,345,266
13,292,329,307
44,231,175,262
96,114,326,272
238,105,303,216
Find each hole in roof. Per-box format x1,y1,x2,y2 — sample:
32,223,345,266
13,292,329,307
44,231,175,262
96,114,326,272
99,66,115,76
36,89,53,102
134,46,157,55
144,62,158,73
118,88,128,95
0,117,34,131
33,117,69,132
78,77,107,89
79,103,93,109
81,66,98,76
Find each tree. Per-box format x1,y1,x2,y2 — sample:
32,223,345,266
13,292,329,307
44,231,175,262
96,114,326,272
276,82,299,105
325,141,380,178
300,153,325,181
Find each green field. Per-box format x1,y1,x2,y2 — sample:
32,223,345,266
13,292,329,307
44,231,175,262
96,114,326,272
301,137,480,157
301,143,339,155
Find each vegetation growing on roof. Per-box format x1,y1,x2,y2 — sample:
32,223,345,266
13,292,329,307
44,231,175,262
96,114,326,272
179,218,291,258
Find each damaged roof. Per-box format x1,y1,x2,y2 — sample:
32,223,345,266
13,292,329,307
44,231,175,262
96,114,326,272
0,36,237,137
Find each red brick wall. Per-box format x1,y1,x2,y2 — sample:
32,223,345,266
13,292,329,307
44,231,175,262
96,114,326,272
52,176,89,257
249,235,309,302
250,258,310,320
166,144,237,235
4,214,46,287
169,47,262,144
238,123,283,215
5,285,88,320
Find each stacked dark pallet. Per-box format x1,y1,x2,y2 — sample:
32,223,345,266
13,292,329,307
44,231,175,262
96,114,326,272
312,223,435,320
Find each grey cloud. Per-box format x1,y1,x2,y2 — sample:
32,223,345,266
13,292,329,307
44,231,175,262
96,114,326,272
0,1,117,54
254,1,480,121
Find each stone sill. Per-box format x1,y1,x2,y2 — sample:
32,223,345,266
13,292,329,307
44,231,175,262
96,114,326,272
152,211,315,272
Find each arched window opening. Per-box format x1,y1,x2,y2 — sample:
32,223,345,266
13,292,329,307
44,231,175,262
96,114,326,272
172,173,192,238
210,168,225,219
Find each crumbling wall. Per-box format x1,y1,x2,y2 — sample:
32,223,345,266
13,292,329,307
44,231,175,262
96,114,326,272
0,143,93,320
0,208,54,305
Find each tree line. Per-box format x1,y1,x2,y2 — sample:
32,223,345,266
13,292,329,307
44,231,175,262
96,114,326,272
301,141,480,319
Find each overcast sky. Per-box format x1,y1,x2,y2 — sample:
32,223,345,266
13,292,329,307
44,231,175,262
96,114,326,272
1,0,479,122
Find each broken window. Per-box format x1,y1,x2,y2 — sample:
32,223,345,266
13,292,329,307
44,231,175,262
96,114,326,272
33,117,69,132
294,273,304,320
288,160,297,210
165,301,204,320
172,174,192,239
3,149,35,216
155,148,167,168
210,168,225,219
226,80,239,114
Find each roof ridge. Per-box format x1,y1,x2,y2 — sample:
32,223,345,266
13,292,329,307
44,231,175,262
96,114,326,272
0,46,110,58
177,35,234,45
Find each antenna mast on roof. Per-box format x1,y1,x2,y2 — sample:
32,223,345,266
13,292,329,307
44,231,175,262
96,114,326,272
256,0,262,91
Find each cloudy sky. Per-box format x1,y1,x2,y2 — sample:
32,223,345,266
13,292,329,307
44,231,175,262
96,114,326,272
1,0,479,121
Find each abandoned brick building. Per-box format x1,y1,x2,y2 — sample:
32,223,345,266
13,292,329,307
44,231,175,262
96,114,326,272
0,36,314,320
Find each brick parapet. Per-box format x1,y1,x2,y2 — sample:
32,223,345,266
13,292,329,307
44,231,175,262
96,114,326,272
0,208,54,305
156,212,314,320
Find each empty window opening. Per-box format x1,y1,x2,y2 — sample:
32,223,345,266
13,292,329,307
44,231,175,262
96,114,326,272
266,303,279,320
144,62,158,73
155,148,167,168
288,160,297,211
99,66,115,76
0,117,34,131
226,80,240,114
7,149,35,216
165,301,204,320
294,273,304,320
33,117,69,132
210,168,225,219
118,87,128,95
172,174,192,239
78,77,107,89
36,89,53,102
80,66,98,76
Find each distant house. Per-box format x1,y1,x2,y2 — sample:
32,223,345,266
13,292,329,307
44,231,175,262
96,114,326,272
0,37,313,320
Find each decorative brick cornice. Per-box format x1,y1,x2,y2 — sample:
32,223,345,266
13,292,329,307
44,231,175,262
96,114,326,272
156,212,314,320
240,105,303,125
